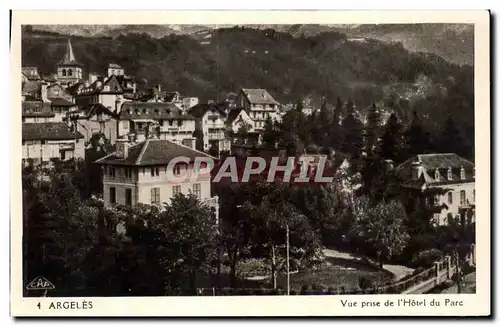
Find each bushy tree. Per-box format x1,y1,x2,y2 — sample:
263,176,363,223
349,197,410,268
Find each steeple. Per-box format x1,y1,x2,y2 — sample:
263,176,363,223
58,37,83,67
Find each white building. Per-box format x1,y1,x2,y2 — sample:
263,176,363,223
118,102,197,149
397,153,475,225
188,103,231,152
22,122,85,165
95,138,216,208
236,88,281,132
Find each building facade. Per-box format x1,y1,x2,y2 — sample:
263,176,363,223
22,122,85,165
118,102,196,148
236,88,281,132
397,153,475,225
95,139,215,208
188,103,231,152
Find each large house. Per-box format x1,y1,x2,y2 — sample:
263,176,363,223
118,102,196,148
22,122,85,165
397,153,475,225
236,88,281,132
188,102,231,153
71,103,119,145
95,138,216,208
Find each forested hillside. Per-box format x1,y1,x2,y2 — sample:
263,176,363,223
21,26,474,157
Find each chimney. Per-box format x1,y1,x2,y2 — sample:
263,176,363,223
158,84,162,93
384,159,394,172
40,83,48,102
136,131,146,143
411,161,423,180
115,138,130,159
89,73,98,84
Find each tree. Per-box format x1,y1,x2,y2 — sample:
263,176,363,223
349,198,410,268
364,103,381,157
377,113,404,164
437,115,467,158
261,117,278,148
437,209,475,293
241,184,322,289
404,110,434,158
340,113,364,173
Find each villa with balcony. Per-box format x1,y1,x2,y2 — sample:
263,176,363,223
236,88,281,132
95,138,217,208
396,153,475,226
117,102,197,148
188,102,231,153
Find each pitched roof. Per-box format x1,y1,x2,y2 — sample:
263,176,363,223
226,108,245,124
23,111,56,118
58,38,84,67
119,102,195,120
417,153,474,169
22,101,51,112
22,80,41,96
76,103,118,119
108,63,123,69
396,153,475,187
188,103,227,119
22,122,84,141
50,98,75,107
95,139,215,166
241,88,279,105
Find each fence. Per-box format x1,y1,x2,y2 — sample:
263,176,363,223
197,251,475,296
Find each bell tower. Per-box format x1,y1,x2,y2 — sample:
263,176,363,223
56,37,84,85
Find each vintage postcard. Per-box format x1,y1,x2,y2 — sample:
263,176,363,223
10,10,490,317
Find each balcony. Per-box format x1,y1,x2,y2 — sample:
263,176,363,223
59,143,75,150
160,126,194,134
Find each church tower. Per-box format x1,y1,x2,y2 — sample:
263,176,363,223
56,37,84,85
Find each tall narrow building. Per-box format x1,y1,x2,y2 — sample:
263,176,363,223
56,38,84,85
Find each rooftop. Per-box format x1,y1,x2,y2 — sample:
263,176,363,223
95,139,215,166
22,122,84,141
120,102,195,120
188,102,227,119
241,88,279,105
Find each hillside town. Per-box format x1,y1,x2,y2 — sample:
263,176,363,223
22,37,476,297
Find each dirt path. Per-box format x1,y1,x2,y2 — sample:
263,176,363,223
323,248,414,281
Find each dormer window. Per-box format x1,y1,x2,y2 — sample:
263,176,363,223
434,169,440,181
447,167,452,181
460,166,466,180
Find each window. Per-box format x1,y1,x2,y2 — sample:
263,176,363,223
151,188,160,205
173,185,181,196
169,120,173,126
177,120,182,127
174,164,182,175
460,166,465,180
193,183,201,199
110,187,116,204
125,188,132,205
125,168,133,178
448,192,453,205
460,190,466,206
68,69,73,76
109,167,116,177
150,167,159,177
447,167,452,180
434,169,440,180
62,69,66,76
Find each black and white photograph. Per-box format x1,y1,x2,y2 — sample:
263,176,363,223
10,10,490,317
